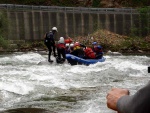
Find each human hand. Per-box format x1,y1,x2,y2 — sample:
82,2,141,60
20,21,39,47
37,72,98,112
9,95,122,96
106,88,129,111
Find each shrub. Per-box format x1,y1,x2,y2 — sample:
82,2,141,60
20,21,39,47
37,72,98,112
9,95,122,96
0,11,9,49
0,36,9,49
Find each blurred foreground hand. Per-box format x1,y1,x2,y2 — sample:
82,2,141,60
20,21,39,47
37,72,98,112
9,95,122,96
106,88,129,112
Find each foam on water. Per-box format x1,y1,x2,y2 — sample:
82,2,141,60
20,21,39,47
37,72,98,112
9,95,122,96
0,52,149,113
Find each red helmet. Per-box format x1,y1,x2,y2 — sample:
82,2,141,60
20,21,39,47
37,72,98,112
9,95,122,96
74,42,80,47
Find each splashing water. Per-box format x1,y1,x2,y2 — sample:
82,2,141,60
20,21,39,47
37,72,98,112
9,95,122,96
0,52,149,113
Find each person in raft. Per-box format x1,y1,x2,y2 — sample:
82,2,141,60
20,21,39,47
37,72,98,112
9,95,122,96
56,37,66,64
84,47,96,59
65,37,73,44
106,81,150,113
44,27,57,62
70,42,85,58
92,42,104,59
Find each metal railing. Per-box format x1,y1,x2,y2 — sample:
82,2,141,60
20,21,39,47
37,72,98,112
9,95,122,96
0,4,137,13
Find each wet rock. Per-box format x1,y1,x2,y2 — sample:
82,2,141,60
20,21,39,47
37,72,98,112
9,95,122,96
106,50,122,56
138,50,143,53
33,48,38,51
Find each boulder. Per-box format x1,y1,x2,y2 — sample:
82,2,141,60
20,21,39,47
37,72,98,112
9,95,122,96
106,50,122,56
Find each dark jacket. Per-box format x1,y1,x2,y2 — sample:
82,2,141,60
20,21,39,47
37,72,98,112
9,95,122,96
44,32,55,46
70,48,85,58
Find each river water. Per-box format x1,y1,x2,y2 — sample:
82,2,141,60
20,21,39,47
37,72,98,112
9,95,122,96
0,52,149,113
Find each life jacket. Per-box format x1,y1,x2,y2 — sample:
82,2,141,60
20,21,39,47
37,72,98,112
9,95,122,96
57,43,65,49
44,32,54,44
84,47,96,59
65,38,73,44
93,46,103,55
74,46,80,50
73,42,80,50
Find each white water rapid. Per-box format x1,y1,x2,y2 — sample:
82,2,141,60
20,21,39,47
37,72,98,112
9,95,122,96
0,52,149,113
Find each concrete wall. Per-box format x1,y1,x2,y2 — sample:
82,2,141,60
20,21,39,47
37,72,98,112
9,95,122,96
3,9,144,41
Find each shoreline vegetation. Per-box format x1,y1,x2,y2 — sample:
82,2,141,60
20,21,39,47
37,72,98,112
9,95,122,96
0,29,150,55
0,0,149,8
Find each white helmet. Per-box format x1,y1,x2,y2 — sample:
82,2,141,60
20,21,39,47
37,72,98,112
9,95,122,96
70,43,74,47
59,37,64,43
52,27,58,32
66,43,70,47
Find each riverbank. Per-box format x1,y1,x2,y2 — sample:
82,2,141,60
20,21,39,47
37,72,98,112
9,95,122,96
0,30,149,55
0,43,150,56
0,47,150,56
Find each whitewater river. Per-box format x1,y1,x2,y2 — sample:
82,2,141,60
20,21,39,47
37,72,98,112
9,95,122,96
0,52,149,113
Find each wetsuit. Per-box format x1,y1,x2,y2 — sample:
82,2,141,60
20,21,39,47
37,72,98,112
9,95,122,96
44,32,56,62
117,81,150,113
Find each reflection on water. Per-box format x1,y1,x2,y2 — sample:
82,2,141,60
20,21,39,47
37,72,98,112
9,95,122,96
0,52,149,113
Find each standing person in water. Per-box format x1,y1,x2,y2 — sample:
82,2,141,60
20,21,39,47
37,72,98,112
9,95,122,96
56,37,66,64
44,27,57,62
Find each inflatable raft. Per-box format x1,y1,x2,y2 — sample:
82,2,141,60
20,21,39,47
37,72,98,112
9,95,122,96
66,54,106,65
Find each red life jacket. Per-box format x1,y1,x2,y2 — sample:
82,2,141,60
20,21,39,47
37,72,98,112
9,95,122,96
65,38,73,44
84,48,96,59
57,43,65,49
93,47,103,53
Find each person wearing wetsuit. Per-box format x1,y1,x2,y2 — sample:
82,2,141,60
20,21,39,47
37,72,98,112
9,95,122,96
107,81,150,113
44,27,57,62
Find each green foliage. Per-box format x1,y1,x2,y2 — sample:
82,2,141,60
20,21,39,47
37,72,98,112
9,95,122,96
0,11,8,36
132,0,150,7
0,0,77,6
130,25,139,37
51,0,76,7
59,0,74,7
0,0,46,5
120,36,150,51
0,11,9,49
138,6,150,13
0,36,9,49
0,0,150,7
92,0,101,7
129,7,150,37
51,0,60,5
138,7,150,36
